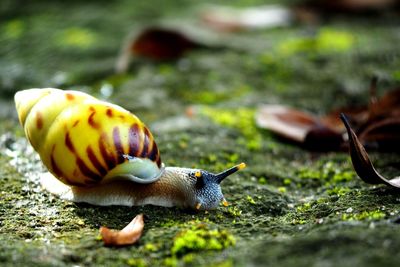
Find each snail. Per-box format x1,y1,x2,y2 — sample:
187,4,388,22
14,88,246,210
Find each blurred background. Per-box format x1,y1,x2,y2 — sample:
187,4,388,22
1,0,399,117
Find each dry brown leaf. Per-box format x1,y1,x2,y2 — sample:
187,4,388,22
368,89,400,121
322,106,369,134
299,0,397,13
358,117,400,150
355,79,400,150
256,79,400,151
294,0,399,24
130,28,202,60
256,105,342,151
340,113,400,188
116,27,206,73
100,214,144,247
256,105,320,143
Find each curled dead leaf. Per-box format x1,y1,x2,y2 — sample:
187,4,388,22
340,113,400,188
100,214,144,247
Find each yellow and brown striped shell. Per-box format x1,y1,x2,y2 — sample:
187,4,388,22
15,88,163,186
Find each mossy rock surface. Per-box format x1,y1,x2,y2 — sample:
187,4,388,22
1,1,400,266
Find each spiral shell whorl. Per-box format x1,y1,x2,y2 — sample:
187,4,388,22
15,88,162,186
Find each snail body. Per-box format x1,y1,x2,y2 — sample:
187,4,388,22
15,88,245,210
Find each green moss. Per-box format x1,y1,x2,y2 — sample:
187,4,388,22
278,187,287,193
171,223,235,257
213,259,234,267
316,197,329,204
277,28,355,56
258,177,267,185
163,257,178,267
200,107,262,151
297,168,321,180
326,187,351,197
127,258,147,267
317,28,355,52
393,70,400,81
225,206,243,218
296,160,355,186
2,19,25,39
144,243,158,252
296,203,312,213
180,83,251,105
182,253,195,263
291,219,307,225
260,53,293,83
282,178,291,185
55,27,97,49
341,210,386,221
246,195,256,205
160,219,183,228
331,171,354,183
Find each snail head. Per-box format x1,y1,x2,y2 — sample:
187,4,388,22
190,162,246,210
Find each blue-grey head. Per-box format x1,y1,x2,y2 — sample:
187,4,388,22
188,163,246,210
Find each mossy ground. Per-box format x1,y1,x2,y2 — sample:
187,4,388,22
1,1,400,266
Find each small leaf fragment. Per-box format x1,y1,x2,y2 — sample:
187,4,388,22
340,113,400,188
100,214,144,247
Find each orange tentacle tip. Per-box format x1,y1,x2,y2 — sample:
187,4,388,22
195,202,202,210
237,162,246,170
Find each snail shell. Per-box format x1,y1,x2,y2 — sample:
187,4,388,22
15,88,163,186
